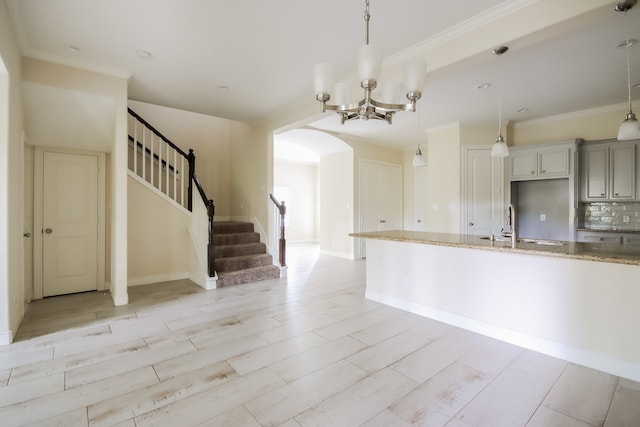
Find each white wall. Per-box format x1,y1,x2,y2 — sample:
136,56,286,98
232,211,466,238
274,161,319,243
127,176,191,285
0,0,24,344
425,123,462,233
319,151,354,258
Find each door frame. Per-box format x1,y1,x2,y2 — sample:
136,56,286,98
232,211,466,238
33,147,106,299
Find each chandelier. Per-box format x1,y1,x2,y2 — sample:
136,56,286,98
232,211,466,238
313,0,427,125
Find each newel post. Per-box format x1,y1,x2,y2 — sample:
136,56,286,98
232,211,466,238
278,201,286,267
207,199,215,277
187,149,195,212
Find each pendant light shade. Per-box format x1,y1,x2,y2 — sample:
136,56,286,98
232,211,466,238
491,134,509,158
412,145,428,167
618,112,640,140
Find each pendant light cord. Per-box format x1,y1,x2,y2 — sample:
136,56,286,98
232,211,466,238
626,36,633,112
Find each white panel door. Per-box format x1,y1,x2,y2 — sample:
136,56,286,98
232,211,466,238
42,152,98,296
464,148,503,236
379,164,402,230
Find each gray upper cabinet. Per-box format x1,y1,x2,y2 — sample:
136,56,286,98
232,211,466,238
580,142,635,201
509,145,570,180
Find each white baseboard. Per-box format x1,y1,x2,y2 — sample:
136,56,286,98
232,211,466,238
366,289,640,383
111,292,129,307
0,330,13,346
128,272,189,287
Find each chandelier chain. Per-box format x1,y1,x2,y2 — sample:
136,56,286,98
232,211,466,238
364,0,371,45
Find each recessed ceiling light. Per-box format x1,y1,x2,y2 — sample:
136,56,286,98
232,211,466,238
68,45,80,52
136,49,153,59
617,39,637,49
476,83,491,90
516,107,529,113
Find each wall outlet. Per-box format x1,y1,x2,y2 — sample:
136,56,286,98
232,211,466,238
623,215,630,223
540,214,546,221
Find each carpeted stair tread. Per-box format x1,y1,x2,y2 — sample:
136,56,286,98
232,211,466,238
213,232,260,246
213,221,254,234
214,242,267,258
215,253,275,272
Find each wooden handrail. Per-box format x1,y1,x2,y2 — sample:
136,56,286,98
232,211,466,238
270,194,286,267
128,108,189,158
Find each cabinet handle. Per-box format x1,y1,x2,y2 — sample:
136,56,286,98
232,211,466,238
601,193,605,196
469,222,474,226
531,171,535,174
541,170,546,174
379,220,386,223
614,193,619,196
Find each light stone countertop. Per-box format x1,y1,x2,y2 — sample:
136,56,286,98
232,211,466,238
350,230,640,266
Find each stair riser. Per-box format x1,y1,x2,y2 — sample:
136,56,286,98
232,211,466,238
215,243,267,258
216,254,274,272
213,222,254,234
213,233,260,246
217,266,281,287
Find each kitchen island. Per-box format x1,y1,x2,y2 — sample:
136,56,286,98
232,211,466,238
350,230,640,381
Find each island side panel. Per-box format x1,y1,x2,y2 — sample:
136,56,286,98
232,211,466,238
364,238,640,382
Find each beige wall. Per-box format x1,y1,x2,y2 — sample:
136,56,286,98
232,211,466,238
320,150,354,258
127,176,190,284
0,0,24,344
425,123,462,233
274,161,319,243
513,105,626,146
127,100,237,217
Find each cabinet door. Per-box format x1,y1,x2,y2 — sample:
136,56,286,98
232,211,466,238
576,231,621,244
623,234,640,246
582,146,608,200
610,144,635,199
510,152,537,179
539,149,569,177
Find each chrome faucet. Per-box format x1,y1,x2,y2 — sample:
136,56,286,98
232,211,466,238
501,204,517,246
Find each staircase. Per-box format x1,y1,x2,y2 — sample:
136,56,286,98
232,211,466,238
214,221,281,287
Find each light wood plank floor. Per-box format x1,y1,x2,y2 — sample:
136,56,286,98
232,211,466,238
1,243,639,426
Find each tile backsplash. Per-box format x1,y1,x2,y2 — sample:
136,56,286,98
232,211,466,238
581,202,640,231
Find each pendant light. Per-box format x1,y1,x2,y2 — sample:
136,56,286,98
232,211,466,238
616,0,640,140
412,145,428,167
491,46,510,158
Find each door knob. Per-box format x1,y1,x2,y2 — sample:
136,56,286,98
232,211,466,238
469,222,474,226
45,228,53,234
23,233,31,238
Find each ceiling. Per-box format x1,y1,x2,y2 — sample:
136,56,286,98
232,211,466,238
5,0,640,151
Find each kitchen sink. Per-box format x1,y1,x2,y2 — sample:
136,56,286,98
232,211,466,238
518,238,565,246
479,236,565,246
